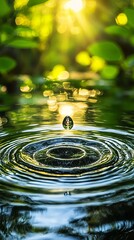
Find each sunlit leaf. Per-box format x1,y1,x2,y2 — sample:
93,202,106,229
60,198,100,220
0,0,10,17
105,25,130,38
0,56,16,74
7,39,38,48
101,65,119,79
27,0,48,7
89,41,123,61
124,8,134,28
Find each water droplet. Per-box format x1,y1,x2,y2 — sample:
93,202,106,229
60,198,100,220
62,116,74,130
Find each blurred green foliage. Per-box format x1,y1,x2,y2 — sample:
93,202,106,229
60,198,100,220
89,41,124,61
0,0,134,96
0,56,16,73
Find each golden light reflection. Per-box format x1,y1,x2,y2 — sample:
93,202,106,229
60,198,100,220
58,102,88,126
48,104,58,112
115,13,128,26
72,88,100,101
47,96,58,112
73,88,89,101
59,104,74,117
88,98,97,103
89,89,97,97
43,90,53,97
64,0,84,12
79,88,89,96
47,96,57,106
56,93,67,102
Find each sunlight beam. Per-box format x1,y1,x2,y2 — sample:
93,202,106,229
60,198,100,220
64,0,84,12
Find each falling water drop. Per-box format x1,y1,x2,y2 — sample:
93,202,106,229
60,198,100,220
62,116,74,130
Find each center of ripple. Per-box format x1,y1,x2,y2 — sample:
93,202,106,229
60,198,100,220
46,146,85,160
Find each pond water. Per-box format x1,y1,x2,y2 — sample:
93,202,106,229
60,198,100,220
0,81,134,239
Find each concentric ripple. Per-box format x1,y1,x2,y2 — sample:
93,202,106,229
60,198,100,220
0,126,134,205
20,137,103,173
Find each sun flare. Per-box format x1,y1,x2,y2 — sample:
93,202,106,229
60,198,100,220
64,0,84,12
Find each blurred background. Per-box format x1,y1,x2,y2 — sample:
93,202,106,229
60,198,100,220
0,0,134,103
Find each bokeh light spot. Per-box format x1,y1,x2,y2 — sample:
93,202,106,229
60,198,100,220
115,13,128,26
47,65,68,80
76,51,91,66
20,85,31,93
91,56,105,72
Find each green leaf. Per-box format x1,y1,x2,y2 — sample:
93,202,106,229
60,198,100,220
130,36,134,46
1,24,14,34
89,41,123,61
0,56,16,74
101,65,119,79
7,39,38,48
27,0,48,7
0,0,10,17
124,8,134,28
105,25,130,38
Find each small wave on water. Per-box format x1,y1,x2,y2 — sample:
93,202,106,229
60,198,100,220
0,74,134,240
0,124,134,206
0,92,134,239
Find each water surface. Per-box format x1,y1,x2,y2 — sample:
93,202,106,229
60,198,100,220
0,85,134,239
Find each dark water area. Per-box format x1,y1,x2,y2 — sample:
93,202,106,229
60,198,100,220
0,82,134,239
